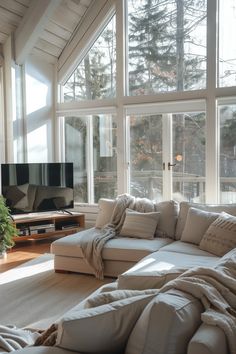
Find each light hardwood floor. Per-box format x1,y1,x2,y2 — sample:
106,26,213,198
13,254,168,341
0,238,58,273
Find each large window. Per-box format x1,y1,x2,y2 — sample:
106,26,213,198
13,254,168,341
218,0,236,87
64,114,117,203
127,0,207,95
58,1,236,205
172,112,206,202
63,16,116,102
128,109,205,202
219,103,236,203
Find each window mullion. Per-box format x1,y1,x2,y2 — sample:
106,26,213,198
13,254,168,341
205,0,219,203
87,116,94,204
162,114,172,200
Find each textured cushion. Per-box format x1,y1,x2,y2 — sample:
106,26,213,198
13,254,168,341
199,212,236,256
119,209,160,239
155,200,178,239
56,292,156,353
118,251,219,290
175,201,236,240
125,290,203,354
95,198,117,228
181,207,220,245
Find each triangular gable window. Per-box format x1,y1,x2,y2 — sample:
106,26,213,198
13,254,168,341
63,15,116,102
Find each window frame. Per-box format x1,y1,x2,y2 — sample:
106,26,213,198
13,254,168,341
57,0,236,205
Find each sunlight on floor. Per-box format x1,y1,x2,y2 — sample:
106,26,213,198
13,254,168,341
0,255,54,285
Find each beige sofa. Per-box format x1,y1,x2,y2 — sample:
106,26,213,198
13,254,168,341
10,198,236,354
6,264,232,354
51,199,236,280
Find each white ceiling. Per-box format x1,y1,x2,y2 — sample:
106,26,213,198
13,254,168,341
0,0,94,64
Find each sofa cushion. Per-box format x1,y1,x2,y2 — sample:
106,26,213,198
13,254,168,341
159,240,218,256
199,212,236,256
181,207,220,245
56,292,156,354
95,198,117,228
119,209,160,239
175,201,236,240
125,289,203,354
154,200,178,239
187,323,228,354
118,250,219,290
51,229,173,262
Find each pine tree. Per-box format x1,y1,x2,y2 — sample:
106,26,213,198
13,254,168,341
128,0,207,95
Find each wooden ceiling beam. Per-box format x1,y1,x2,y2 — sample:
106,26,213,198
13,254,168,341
14,0,62,64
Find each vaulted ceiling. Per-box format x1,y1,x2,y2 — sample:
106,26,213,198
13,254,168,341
0,0,94,64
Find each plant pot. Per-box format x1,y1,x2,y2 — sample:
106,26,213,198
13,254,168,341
0,251,7,259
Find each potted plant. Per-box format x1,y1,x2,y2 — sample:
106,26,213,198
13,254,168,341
0,195,18,257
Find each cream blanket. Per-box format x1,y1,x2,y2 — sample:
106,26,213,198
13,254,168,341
0,325,40,353
160,248,236,354
80,194,156,279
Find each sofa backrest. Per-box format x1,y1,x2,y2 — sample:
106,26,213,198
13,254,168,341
154,200,178,239
95,198,179,239
175,201,236,240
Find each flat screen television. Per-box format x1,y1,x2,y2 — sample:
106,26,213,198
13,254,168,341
1,162,74,215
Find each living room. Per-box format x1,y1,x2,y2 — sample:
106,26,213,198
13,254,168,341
0,0,236,353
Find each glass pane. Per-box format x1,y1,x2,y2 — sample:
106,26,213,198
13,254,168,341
127,0,207,96
64,117,88,203
93,115,117,203
63,16,116,101
64,115,117,203
219,104,236,203
172,112,206,202
129,114,163,200
218,0,236,87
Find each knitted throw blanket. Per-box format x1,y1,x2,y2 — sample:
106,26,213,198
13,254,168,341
79,194,156,279
159,248,236,354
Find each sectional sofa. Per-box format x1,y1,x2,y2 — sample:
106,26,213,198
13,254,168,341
51,198,236,281
8,198,236,354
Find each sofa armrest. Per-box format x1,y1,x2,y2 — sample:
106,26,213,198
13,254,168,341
188,323,228,354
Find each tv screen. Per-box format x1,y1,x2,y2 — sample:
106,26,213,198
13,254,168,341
1,163,74,215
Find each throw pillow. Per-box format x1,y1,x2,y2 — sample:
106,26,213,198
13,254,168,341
56,292,157,354
181,207,220,245
175,201,236,240
199,212,236,256
119,209,160,239
95,198,117,229
155,200,178,239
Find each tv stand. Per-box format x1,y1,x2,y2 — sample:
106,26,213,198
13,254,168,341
13,212,85,243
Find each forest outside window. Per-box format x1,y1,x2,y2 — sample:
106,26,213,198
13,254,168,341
63,16,116,101
127,0,207,96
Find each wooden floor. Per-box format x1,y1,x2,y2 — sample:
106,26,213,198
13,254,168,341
0,238,58,273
